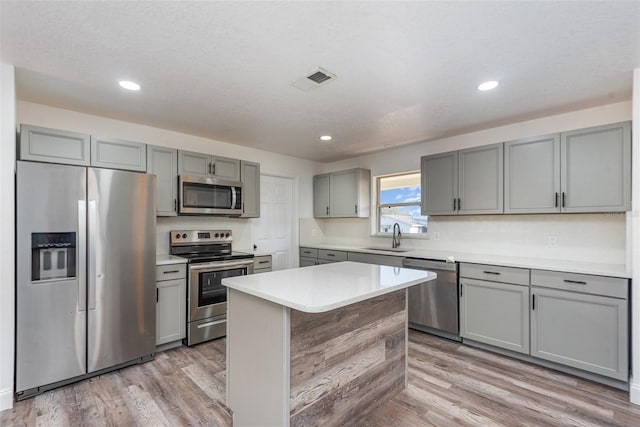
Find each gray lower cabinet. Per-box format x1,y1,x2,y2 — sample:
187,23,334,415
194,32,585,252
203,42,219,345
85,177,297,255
421,143,503,215
178,150,241,181
299,247,347,265
147,145,178,216
241,160,260,218
19,124,90,166
459,263,530,354
91,136,147,171
155,264,186,346
530,269,628,381
300,257,318,267
253,255,272,274
560,121,631,213
346,252,403,267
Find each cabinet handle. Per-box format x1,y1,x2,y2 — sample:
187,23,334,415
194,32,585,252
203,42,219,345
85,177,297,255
355,205,358,215
212,163,216,175
453,198,457,211
163,270,180,274
242,202,245,212
156,288,159,303
483,271,501,275
532,294,535,310
460,284,463,297
326,206,329,215
457,198,461,211
174,198,177,211
327,253,335,257
554,192,558,208
208,163,212,174
562,192,566,208
563,279,587,285
258,260,270,264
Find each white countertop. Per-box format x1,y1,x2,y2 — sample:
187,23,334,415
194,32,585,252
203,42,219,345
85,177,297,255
300,244,629,278
156,254,188,265
222,261,436,313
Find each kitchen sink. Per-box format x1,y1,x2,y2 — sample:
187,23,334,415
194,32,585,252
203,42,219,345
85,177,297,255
361,247,409,253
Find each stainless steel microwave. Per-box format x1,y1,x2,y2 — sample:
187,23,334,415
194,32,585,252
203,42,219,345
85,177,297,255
179,175,243,215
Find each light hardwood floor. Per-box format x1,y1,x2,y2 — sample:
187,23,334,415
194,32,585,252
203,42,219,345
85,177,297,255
2,331,640,426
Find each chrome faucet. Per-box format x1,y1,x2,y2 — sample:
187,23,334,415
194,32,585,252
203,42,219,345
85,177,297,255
392,222,401,249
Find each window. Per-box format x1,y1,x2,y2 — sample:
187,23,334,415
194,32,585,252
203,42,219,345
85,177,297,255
377,172,428,235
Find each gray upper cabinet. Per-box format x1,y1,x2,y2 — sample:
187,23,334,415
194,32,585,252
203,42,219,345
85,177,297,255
19,124,90,166
560,121,631,213
178,150,241,181
90,136,147,172
313,174,331,218
313,169,370,218
147,145,178,216
241,160,260,218
504,134,561,213
421,151,458,215
329,169,370,217
421,144,503,215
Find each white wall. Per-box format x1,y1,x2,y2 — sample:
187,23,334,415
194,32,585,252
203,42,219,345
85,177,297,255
629,68,640,405
17,101,323,254
302,101,632,264
0,63,16,411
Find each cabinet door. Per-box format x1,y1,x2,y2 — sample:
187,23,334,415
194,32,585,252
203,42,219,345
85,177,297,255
156,279,186,345
211,155,241,181
458,143,503,214
504,134,561,213
421,151,458,215
313,174,331,218
240,161,260,218
90,136,147,171
19,124,90,166
560,121,631,212
299,257,318,267
178,150,211,177
330,169,360,217
530,287,628,380
147,145,178,216
460,278,530,354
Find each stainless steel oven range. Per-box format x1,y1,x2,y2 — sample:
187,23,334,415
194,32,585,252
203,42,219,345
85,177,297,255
170,229,254,346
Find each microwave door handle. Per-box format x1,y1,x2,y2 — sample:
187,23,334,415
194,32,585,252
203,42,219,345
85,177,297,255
232,187,237,209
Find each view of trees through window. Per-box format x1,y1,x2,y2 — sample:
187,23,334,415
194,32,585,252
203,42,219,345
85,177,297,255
377,172,428,235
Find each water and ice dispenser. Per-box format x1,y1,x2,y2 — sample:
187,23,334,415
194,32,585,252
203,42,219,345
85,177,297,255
31,232,76,281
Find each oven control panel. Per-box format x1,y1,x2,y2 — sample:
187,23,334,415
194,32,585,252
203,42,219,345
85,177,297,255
170,229,232,245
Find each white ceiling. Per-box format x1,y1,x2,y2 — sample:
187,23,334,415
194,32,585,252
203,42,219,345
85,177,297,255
1,1,639,163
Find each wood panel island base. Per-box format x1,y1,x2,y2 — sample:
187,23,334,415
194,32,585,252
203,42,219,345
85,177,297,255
222,261,436,427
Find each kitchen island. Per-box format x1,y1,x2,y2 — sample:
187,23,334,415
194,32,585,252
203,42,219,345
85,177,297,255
222,261,436,426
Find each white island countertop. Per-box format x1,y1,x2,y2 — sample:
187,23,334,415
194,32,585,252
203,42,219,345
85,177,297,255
222,261,436,313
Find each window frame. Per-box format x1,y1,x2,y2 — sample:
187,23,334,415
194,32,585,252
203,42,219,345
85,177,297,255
373,170,427,238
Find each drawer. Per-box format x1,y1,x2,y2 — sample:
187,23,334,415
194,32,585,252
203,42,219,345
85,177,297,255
530,269,628,299
254,255,272,270
460,263,529,286
318,249,348,262
253,267,272,275
155,264,186,281
299,247,318,258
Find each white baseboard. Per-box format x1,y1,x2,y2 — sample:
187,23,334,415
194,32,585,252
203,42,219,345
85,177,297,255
0,387,13,412
630,381,640,406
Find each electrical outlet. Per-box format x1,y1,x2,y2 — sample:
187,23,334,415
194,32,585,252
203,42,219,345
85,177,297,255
548,235,558,247
432,232,440,241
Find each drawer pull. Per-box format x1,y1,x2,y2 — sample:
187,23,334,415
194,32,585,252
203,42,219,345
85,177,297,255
257,260,270,264
563,279,587,285
163,270,180,274
483,271,501,275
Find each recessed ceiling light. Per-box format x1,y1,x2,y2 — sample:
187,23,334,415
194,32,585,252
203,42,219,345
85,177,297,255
119,80,141,91
478,80,499,91
320,135,332,141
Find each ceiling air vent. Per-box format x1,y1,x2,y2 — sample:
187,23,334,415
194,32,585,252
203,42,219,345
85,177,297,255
292,67,336,91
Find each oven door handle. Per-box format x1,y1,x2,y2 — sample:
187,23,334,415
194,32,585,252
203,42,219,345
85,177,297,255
189,258,255,271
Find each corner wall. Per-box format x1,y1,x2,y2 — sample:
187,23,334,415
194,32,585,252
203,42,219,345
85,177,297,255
0,63,16,411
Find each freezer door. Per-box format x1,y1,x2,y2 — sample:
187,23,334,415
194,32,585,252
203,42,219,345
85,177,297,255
87,168,157,372
16,161,87,393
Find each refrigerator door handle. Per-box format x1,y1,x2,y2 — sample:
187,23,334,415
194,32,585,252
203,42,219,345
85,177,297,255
88,200,97,311
78,200,87,311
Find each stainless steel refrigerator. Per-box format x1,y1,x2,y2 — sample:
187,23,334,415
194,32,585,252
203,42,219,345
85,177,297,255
16,161,157,399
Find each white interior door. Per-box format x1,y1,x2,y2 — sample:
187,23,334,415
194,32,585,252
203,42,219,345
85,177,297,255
253,175,295,271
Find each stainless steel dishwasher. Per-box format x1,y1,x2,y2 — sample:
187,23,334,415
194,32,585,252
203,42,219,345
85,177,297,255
403,257,460,341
